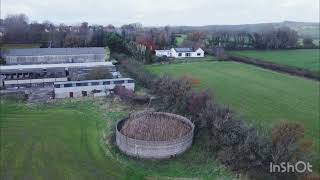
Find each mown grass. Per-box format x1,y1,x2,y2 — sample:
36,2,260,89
0,100,141,180
0,99,234,180
229,49,320,73
146,62,320,151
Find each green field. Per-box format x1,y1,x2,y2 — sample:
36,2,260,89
229,49,320,73
0,100,233,180
175,34,187,46
147,62,320,147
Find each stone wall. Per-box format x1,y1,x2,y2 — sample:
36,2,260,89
5,54,105,65
116,112,194,159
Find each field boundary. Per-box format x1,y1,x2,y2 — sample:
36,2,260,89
226,55,320,81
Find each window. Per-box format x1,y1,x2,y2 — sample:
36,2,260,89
54,84,60,88
91,82,100,86
178,53,182,56
76,83,88,87
64,84,72,87
114,80,124,84
92,89,102,93
197,53,201,56
186,53,191,57
82,91,87,96
127,80,134,83
103,81,110,85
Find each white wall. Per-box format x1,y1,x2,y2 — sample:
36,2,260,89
54,82,135,99
155,48,205,58
155,50,171,57
171,48,204,58
4,78,68,85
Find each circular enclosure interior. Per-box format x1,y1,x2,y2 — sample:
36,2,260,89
116,111,194,159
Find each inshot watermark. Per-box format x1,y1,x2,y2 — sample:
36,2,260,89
270,161,312,173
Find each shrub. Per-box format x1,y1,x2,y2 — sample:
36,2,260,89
181,75,201,86
153,75,192,113
121,59,157,89
114,85,134,101
271,122,312,179
272,122,305,164
153,55,169,63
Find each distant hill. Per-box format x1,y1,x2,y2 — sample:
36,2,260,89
171,21,320,39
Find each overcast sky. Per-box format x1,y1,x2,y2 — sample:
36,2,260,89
1,0,319,26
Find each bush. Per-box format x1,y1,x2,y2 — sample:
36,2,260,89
181,75,201,86
114,85,134,101
121,60,157,89
270,122,313,179
187,91,210,116
153,55,169,63
153,75,192,113
271,122,310,163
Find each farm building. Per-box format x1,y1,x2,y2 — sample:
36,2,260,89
155,48,204,58
54,78,135,98
2,47,107,65
0,62,117,89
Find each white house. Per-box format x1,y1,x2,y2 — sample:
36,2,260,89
155,48,204,58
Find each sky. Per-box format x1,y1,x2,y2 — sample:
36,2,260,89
1,0,319,26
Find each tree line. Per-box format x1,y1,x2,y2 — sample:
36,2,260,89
0,14,317,52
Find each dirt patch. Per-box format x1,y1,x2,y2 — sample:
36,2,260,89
120,112,191,141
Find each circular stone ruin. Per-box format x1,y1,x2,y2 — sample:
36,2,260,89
116,111,194,159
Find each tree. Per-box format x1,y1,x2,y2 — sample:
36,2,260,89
63,34,81,47
105,32,126,52
303,37,314,48
90,28,105,47
3,14,29,43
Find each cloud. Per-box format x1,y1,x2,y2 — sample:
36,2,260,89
2,0,319,26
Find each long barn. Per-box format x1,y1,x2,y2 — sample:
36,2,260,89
2,47,107,65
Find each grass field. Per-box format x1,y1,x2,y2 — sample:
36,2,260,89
0,99,233,180
229,49,320,73
147,62,320,148
175,34,187,46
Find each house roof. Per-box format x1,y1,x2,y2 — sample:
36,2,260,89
173,48,194,52
3,47,106,57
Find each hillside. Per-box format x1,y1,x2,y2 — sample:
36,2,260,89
171,21,320,39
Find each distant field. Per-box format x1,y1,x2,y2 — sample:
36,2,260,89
175,34,187,46
229,49,320,73
0,100,232,179
147,62,320,148
0,44,41,50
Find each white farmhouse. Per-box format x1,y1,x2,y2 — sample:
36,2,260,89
155,48,204,58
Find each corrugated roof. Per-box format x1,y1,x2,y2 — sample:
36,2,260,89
174,48,194,52
54,78,133,85
3,47,106,56
0,62,113,71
